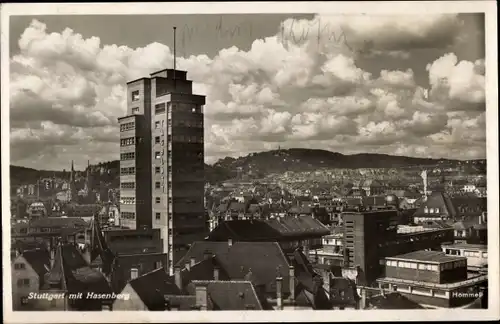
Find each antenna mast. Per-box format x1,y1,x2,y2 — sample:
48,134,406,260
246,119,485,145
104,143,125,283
173,26,177,90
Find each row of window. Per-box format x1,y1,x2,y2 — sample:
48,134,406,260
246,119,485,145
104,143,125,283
17,278,30,287
121,152,135,160
14,263,26,270
132,107,140,114
173,119,203,128
423,207,441,214
386,259,467,271
121,167,135,175
121,182,135,189
120,122,135,132
121,212,136,219
120,137,136,147
155,103,166,114
121,197,136,205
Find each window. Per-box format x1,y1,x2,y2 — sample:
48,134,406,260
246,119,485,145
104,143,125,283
155,182,161,189
120,122,135,132
14,263,26,270
482,252,488,258
132,107,140,114
155,261,162,269
155,121,161,129
121,197,135,205
21,296,29,305
156,197,161,204
120,137,135,147
131,90,140,101
121,182,135,189
430,265,439,271
130,268,139,279
155,136,160,144
155,212,161,220
120,152,135,160
155,103,166,114
155,151,161,159
424,207,429,214
435,207,440,213
17,279,30,287
120,167,135,175
410,262,417,269
155,166,161,174
429,208,434,213
418,263,426,270
121,212,136,219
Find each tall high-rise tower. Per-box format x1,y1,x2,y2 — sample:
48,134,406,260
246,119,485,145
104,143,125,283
119,67,206,274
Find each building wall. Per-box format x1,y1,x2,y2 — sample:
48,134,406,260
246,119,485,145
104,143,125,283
385,264,440,283
120,78,153,230
442,246,488,268
11,256,40,310
113,284,148,311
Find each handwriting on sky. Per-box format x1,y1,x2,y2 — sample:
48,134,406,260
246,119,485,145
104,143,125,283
179,16,372,55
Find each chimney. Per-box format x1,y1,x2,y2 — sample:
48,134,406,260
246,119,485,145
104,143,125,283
190,256,196,267
228,238,233,247
276,276,283,310
214,266,220,281
361,287,368,309
203,250,212,260
289,266,295,304
174,266,182,290
50,248,56,269
323,272,331,299
185,260,191,271
130,268,139,280
195,282,209,310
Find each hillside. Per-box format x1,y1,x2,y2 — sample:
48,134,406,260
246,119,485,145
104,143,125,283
10,148,485,186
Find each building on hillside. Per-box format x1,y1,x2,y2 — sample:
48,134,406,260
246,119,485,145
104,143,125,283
377,250,487,308
351,179,385,196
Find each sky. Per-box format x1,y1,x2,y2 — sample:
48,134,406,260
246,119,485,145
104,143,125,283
8,13,486,171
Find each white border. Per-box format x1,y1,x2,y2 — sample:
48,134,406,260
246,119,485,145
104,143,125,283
1,1,498,323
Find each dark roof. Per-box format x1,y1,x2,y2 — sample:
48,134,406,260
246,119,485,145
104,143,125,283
189,280,263,310
176,241,232,267
30,217,88,228
179,258,230,291
368,292,424,309
207,216,329,241
329,276,359,307
387,250,465,264
46,243,112,297
21,248,50,288
129,268,181,310
164,295,197,310
414,191,457,218
362,196,387,206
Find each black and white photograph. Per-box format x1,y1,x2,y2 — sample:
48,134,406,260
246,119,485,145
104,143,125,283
1,1,498,322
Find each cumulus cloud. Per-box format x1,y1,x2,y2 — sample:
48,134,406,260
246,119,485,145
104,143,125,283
9,15,486,169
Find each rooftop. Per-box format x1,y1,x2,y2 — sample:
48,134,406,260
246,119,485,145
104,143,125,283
377,274,488,290
386,250,466,264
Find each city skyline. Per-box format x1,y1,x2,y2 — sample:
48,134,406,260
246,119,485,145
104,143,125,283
9,13,486,171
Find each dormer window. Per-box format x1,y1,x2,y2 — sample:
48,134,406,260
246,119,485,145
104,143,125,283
424,206,429,214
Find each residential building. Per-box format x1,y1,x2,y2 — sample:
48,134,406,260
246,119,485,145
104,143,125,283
11,248,50,310
377,250,487,308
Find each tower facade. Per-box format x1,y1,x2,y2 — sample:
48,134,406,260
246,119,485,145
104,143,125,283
121,68,206,274
118,78,153,230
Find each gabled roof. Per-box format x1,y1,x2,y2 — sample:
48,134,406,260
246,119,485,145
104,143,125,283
207,216,329,241
188,280,263,310
129,268,180,310
20,248,51,288
46,243,112,297
414,191,457,218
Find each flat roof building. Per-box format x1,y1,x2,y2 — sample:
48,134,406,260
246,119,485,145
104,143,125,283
120,67,207,275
